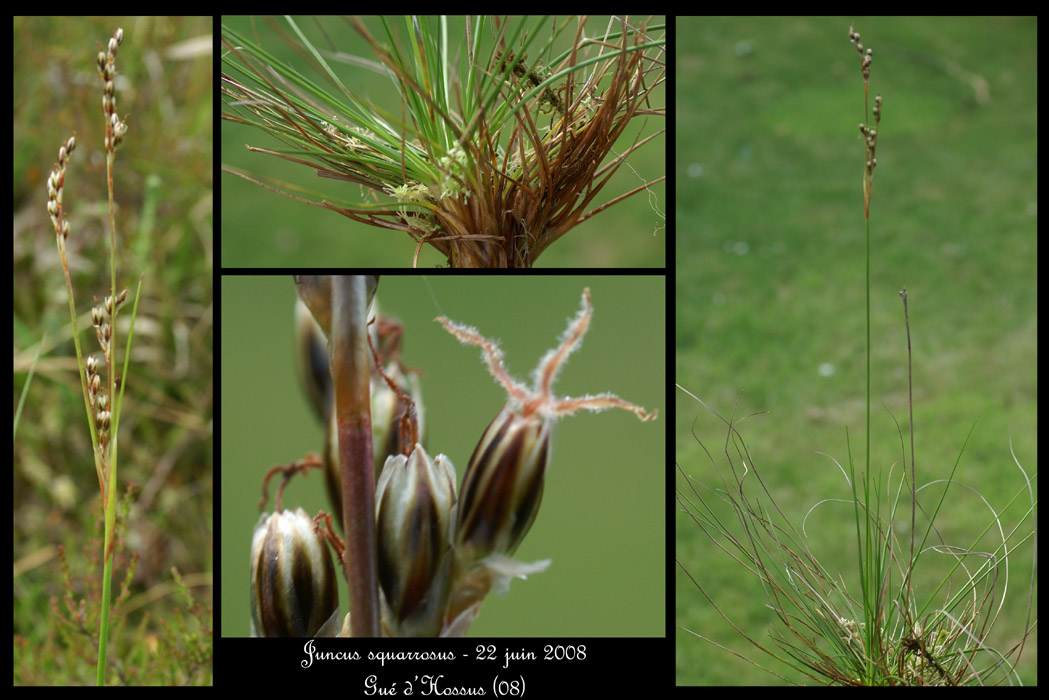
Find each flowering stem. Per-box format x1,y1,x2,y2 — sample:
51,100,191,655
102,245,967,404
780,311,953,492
330,276,379,637
94,26,132,685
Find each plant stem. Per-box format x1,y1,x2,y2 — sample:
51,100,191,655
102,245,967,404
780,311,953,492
330,276,379,637
899,288,917,604
96,112,118,691
96,275,141,683
861,210,873,679
46,25,139,685
96,464,117,685
57,252,106,499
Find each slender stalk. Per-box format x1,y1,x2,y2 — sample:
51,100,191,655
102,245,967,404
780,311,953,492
95,29,122,686
848,26,886,678
96,471,117,685
862,194,874,677
899,288,916,600
330,276,379,636
57,225,107,498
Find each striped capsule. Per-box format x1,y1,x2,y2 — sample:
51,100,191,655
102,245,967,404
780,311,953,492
375,444,456,636
454,407,550,560
250,508,338,637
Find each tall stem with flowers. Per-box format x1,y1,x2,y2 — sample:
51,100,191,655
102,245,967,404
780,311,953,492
47,27,143,685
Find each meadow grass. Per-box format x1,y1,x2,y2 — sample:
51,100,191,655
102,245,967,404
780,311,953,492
677,381,1035,685
676,18,1036,685
13,17,214,684
44,26,141,686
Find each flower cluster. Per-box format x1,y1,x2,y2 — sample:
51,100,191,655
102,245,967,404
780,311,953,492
850,27,883,217
97,28,128,153
84,355,109,456
46,136,76,241
83,288,127,490
47,29,135,503
849,27,872,83
251,281,656,637
91,289,128,355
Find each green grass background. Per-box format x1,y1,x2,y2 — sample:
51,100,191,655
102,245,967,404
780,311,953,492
675,17,1036,685
220,16,665,268
222,276,665,637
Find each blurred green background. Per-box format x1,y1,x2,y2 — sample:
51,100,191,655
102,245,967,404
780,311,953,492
676,17,1036,685
220,16,665,267
222,276,665,637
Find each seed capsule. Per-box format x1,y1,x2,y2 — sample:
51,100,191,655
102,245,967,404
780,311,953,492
374,444,456,636
437,288,655,560
454,407,551,561
250,508,338,637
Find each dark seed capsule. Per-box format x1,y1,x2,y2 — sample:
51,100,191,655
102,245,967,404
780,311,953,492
375,444,455,636
454,407,551,561
250,508,338,637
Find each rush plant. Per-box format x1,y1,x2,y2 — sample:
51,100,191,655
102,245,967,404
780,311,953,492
47,27,144,685
221,16,665,267
676,26,1036,686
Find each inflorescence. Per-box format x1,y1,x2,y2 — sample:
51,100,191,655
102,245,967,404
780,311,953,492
850,27,883,216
